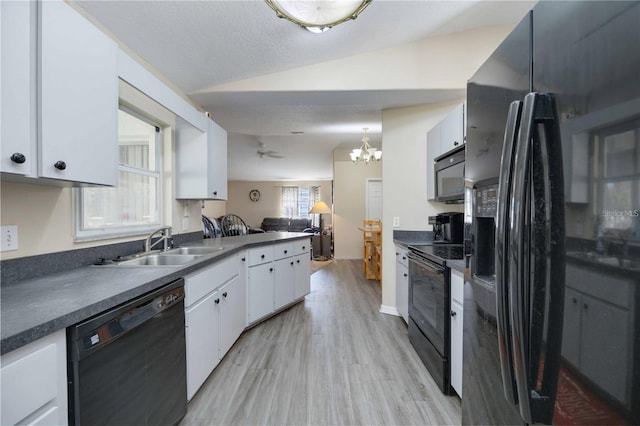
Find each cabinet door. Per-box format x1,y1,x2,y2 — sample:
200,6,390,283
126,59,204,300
560,287,581,368
450,300,463,398
248,263,275,323
0,329,67,426
426,126,439,200
439,103,464,154
1,0,36,177
207,119,227,199
218,277,244,358
185,290,220,400
274,258,295,310
39,0,118,185
395,262,408,323
293,253,310,300
580,294,630,405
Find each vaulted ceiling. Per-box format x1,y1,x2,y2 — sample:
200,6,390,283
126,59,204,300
74,0,535,181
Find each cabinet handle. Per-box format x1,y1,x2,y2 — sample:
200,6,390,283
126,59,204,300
261,254,265,259
572,297,577,304
54,161,66,170
402,256,406,260
269,267,273,272
284,250,288,254
450,310,457,317
215,298,220,304
10,153,26,164
223,292,228,298
213,191,218,196
583,303,588,310
302,246,306,250
291,261,294,265
297,260,300,264
396,252,399,256
404,273,408,277
241,257,246,262
454,141,459,146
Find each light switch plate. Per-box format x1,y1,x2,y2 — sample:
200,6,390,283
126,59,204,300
1,225,18,251
393,217,400,228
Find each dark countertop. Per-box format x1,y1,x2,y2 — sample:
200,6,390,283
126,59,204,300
1,232,310,355
393,230,434,248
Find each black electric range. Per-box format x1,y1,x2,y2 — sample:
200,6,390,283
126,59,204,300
407,243,464,266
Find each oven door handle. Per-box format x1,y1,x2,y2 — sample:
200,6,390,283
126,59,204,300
495,100,522,405
407,252,445,274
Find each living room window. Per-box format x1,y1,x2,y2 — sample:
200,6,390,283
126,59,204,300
280,186,320,221
74,108,162,240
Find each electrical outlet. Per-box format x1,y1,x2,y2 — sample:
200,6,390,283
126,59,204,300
1,225,18,251
393,217,400,228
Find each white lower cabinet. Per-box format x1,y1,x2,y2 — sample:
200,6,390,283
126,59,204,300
218,277,245,357
0,329,68,426
293,253,311,299
185,289,220,400
395,246,409,323
449,269,464,398
184,254,242,400
247,239,311,325
248,262,275,323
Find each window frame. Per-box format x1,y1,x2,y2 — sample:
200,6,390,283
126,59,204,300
73,106,163,241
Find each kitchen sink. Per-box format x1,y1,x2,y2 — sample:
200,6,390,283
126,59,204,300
169,246,225,255
116,254,203,266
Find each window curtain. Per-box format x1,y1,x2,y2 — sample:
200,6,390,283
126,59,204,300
310,186,321,227
281,186,298,218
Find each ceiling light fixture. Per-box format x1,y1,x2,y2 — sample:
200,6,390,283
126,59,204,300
350,127,381,164
264,0,371,33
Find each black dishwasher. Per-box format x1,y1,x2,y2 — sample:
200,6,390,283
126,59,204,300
67,279,187,426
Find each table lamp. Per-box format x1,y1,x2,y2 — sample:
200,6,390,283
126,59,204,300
309,200,332,260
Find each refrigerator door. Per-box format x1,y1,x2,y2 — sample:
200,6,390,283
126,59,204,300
462,11,531,426
533,1,640,424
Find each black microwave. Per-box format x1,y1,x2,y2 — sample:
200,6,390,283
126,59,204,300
434,145,465,202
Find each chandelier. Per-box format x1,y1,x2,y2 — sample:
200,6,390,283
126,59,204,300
350,127,382,164
264,0,371,33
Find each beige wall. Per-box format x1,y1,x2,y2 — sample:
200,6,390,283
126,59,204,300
207,180,332,230
333,149,382,259
379,102,466,311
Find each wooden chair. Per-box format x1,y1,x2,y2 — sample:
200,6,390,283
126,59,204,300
362,220,381,280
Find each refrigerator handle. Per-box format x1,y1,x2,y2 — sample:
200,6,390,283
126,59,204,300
495,100,522,405
509,92,566,424
508,92,536,423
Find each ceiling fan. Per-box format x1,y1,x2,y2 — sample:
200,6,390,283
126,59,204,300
257,142,284,159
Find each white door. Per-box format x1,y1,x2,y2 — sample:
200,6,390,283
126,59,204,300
366,178,382,220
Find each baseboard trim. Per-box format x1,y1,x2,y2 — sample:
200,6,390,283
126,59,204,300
379,304,400,316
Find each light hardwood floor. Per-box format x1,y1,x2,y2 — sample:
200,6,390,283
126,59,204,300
180,260,461,425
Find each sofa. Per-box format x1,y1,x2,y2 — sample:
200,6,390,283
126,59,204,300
260,217,314,233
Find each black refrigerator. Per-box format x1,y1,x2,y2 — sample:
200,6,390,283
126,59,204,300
463,1,640,424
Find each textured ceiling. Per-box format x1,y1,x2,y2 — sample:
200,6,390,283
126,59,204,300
74,0,535,181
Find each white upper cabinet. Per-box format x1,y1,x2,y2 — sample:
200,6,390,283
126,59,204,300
0,0,118,186
175,118,228,200
426,102,465,200
438,102,465,155
39,0,118,185
0,1,37,177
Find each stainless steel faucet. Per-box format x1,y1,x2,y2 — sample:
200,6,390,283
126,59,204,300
144,226,173,252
